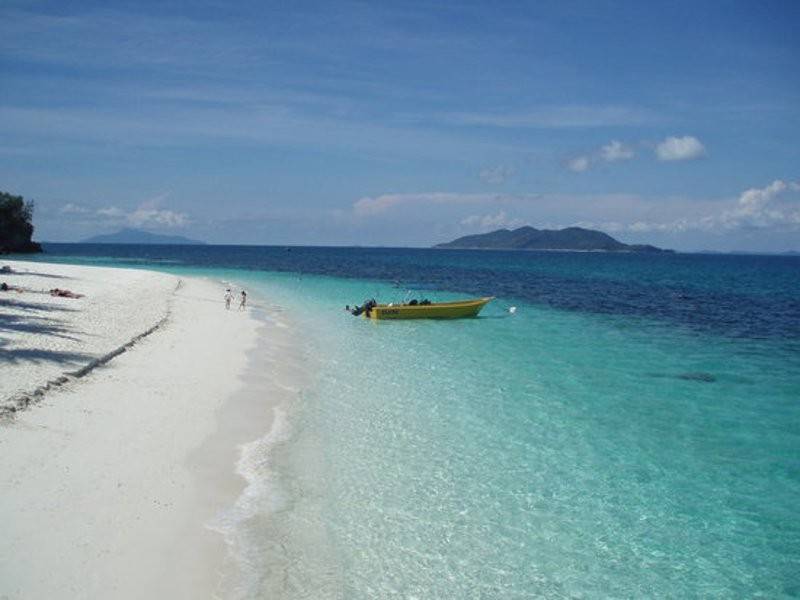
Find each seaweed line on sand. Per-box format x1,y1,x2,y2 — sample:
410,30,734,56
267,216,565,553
0,280,183,420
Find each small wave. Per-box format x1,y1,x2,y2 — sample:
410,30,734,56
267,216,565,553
206,407,292,599
273,382,300,394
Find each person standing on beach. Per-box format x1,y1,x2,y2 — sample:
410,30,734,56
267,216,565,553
224,288,233,310
239,290,247,310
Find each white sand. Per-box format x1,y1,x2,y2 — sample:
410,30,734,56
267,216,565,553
1,260,177,409
0,260,268,599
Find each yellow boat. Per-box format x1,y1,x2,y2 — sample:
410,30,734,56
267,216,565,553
362,297,494,320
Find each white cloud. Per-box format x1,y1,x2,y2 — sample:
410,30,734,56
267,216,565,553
56,195,189,229
720,179,800,229
567,136,707,173
594,180,800,235
126,193,188,228
655,136,706,161
623,217,717,233
97,206,125,218
600,140,634,162
127,206,188,228
567,156,591,172
734,180,786,215
626,221,653,232
479,165,515,184
60,203,89,214
566,139,634,172
460,210,525,231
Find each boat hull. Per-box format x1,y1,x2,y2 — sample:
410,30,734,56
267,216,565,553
365,297,493,320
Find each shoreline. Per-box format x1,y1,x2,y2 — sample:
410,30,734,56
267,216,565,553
0,260,292,598
188,299,313,598
200,299,342,599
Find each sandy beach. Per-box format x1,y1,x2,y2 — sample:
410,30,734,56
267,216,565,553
0,260,275,599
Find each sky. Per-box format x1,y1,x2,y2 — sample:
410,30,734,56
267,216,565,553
1,0,799,251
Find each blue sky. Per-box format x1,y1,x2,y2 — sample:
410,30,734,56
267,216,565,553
1,0,798,250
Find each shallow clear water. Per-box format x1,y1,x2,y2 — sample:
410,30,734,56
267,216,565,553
25,245,800,597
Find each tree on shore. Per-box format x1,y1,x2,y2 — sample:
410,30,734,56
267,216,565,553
0,191,42,253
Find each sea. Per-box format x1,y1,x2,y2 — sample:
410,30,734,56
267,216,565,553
28,244,800,598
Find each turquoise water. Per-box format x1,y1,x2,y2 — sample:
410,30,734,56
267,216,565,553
241,273,798,599
24,247,800,597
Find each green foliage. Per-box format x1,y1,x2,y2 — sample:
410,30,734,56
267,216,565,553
0,191,41,253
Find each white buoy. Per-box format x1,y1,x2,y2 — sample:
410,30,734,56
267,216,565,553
509,306,517,314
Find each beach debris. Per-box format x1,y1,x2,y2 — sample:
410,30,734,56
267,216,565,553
49,288,84,299
1,283,85,297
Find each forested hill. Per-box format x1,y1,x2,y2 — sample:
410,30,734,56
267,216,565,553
435,226,671,253
82,228,205,245
0,192,42,254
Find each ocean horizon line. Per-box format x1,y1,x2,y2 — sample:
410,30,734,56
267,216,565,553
32,240,800,256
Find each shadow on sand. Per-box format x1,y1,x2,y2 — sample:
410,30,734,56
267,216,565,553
0,293,88,367
0,312,82,341
0,297,79,314
1,268,75,280
0,345,94,366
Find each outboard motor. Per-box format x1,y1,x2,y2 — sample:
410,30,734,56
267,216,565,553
349,298,376,317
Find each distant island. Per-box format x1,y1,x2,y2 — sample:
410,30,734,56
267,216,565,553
1,191,42,254
435,226,672,253
82,228,205,245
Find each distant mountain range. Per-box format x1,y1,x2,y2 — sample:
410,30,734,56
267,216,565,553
435,226,672,253
81,228,205,245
